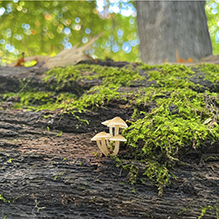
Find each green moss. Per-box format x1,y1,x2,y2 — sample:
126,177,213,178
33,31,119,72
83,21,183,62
198,205,219,219
137,62,156,71
2,62,219,196
3,91,78,111
44,64,144,89
44,66,82,90
197,63,219,85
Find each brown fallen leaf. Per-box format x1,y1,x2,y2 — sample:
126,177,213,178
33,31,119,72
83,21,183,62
14,52,25,67
176,50,193,63
5,53,50,67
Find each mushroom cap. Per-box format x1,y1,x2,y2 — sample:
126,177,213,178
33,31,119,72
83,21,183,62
101,119,111,126
109,134,127,142
91,132,112,141
107,117,128,128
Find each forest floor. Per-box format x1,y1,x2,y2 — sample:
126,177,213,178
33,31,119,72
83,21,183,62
0,61,219,219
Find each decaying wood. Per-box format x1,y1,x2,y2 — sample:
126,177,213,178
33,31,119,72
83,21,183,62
0,62,219,218
3,32,103,69
43,32,103,69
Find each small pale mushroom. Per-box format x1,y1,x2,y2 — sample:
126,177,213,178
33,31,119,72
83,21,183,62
109,134,127,156
103,132,112,147
91,132,112,156
107,117,128,136
101,119,113,136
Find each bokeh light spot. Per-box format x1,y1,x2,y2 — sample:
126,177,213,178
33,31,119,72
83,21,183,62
6,28,11,33
31,29,37,35
129,17,134,25
215,30,219,43
106,40,111,47
48,32,54,39
75,17,80,23
0,7,6,16
58,13,63,18
64,36,69,42
122,42,131,53
211,2,217,8
65,42,72,49
14,49,19,55
22,8,28,13
135,38,140,45
43,26,48,32
16,35,22,40
25,24,30,29
17,6,22,11
117,29,123,37
62,6,68,12
85,28,91,34
6,4,12,13
0,39,5,44
63,27,71,35
73,24,81,31
112,45,120,52
45,14,51,21
82,37,88,44
25,29,31,35
64,18,71,26
109,35,114,41
212,9,218,14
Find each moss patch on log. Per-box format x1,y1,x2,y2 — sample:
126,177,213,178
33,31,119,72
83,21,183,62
1,62,219,196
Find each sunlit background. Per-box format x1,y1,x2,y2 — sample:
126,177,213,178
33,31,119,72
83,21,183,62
0,0,218,65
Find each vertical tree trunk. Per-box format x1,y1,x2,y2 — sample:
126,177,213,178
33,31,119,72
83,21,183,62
136,1,212,64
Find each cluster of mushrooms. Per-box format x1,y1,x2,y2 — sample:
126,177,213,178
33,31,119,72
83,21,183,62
91,117,128,156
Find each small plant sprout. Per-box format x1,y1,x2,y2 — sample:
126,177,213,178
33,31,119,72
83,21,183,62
91,132,112,156
109,134,127,156
107,117,128,135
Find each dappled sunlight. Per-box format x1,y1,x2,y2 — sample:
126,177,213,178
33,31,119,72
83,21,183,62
0,0,139,64
0,0,217,64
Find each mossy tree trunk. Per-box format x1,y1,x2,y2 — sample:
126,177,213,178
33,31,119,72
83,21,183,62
136,1,212,64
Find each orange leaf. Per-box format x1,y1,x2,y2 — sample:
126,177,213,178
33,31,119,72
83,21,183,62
176,50,193,63
187,57,193,62
14,52,25,67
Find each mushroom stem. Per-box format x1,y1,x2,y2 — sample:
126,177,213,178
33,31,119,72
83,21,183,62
112,141,120,156
96,140,106,156
106,138,110,147
114,125,119,135
100,138,109,156
109,126,113,136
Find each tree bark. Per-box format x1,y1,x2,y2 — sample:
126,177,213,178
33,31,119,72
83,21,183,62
136,1,212,64
1,63,219,218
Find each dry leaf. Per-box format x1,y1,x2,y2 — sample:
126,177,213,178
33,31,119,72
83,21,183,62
5,53,50,67
176,50,193,63
14,52,25,67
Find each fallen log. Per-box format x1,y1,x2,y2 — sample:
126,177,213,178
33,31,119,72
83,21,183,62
0,61,219,218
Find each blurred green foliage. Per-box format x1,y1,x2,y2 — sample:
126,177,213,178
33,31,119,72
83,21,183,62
0,0,219,64
205,0,219,55
0,0,139,63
